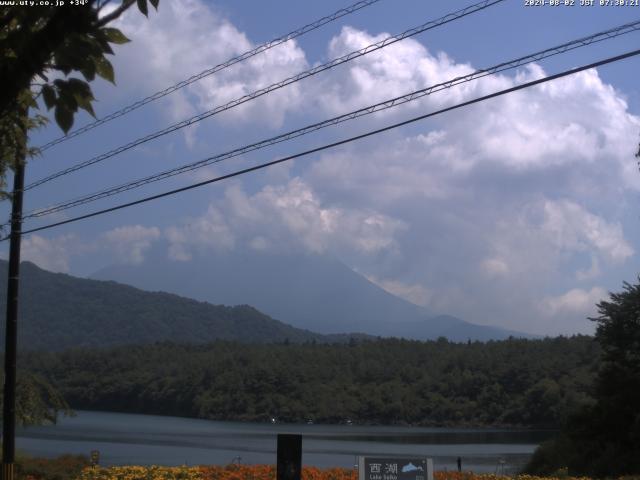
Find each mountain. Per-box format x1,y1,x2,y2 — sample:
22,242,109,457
0,260,365,351
92,246,528,341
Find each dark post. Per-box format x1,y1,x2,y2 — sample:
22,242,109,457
277,434,302,480
2,158,25,480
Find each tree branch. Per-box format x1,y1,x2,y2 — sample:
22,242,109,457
96,0,136,27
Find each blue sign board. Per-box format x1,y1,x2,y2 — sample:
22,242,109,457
358,457,433,480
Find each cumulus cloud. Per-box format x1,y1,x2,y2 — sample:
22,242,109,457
542,286,607,317
112,0,308,131
164,178,406,259
165,207,235,261
481,258,510,278
315,26,477,116
299,24,639,335
308,57,637,214
483,199,633,281
540,200,633,263
576,256,600,282
102,225,161,265
21,234,77,273
0,226,161,274
310,25,639,187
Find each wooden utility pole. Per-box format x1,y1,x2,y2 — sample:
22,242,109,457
2,153,25,480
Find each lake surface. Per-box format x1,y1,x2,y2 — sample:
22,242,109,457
16,411,553,473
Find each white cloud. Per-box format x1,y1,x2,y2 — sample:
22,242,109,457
482,199,632,283
102,225,161,265
2,226,162,274
576,256,600,281
112,0,308,133
315,26,477,116
301,27,639,335
307,55,638,214
164,179,406,259
481,258,510,278
228,179,406,254
540,200,633,263
21,234,77,273
310,25,640,188
165,206,235,261
542,286,607,317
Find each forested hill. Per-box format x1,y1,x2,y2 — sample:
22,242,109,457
23,336,599,428
0,260,365,350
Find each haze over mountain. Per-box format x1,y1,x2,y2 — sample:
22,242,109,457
93,246,529,341
0,260,363,351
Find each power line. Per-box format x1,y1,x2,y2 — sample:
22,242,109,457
20,19,640,221
35,0,382,152
7,48,639,241
23,0,505,192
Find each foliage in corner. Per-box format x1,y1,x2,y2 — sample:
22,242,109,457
0,0,159,195
0,370,71,426
525,278,640,477
0,0,158,426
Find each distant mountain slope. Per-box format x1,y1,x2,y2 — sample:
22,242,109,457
93,247,529,341
0,260,361,351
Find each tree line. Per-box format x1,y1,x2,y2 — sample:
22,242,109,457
21,335,598,428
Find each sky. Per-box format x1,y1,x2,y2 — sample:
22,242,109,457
2,0,640,336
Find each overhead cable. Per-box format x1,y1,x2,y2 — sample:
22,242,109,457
24,0,505,191
36,0,382,152
7,47,639,241
20,18,640,221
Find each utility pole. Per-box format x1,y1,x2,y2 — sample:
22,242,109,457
2,149,25,480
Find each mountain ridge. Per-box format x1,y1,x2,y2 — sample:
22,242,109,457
0,259,369,351
92,246,531,341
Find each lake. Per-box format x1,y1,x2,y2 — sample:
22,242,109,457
16,411,553,473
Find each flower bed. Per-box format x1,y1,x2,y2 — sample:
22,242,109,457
72,465,639,480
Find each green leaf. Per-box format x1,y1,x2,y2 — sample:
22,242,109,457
58,64,73,76
54,39,87,72
31,114,49,130
41,85,56,110
137,0,148,16
94,55,115,84
66,78,92,98
94,34,115,55
78,59,96,82
75,95,96,118
54,104,74,134
101,27,130,45
58,92,78,113
74,35,104,58
54,89,79,119
25,93,38,109
149,0,159,8
66,79,96,118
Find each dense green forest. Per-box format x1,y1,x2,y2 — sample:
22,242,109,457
22,335,598,428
